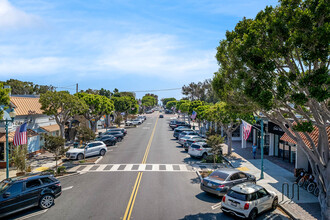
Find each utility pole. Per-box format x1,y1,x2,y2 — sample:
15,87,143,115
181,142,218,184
76,83,78,94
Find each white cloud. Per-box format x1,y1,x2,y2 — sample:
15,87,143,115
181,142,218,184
0,0,41,28
97,34,218,80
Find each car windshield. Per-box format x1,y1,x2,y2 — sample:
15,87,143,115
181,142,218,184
227,190,249,201
78,144,87,149
0,180,10,193
209,171,229,181
191,144,200,149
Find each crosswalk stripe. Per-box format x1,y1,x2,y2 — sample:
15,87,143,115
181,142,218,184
152,164,159,171
138,164,146,171
96,165,107,171
110,164,120,171
124,164,134,171
166,164,173,171
179,164,188,171
81,165,93,172
69,166,81,172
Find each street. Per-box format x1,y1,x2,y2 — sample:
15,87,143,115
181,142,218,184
6,113,289,220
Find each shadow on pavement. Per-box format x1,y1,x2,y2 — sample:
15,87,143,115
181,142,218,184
179,212,228,220
195,192,221,204
190,176,200,184
2,207,45,220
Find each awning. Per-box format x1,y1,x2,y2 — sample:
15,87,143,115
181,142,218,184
0,131,15,143
41,124,60,132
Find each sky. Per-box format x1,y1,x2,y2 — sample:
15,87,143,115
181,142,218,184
0,0,278,100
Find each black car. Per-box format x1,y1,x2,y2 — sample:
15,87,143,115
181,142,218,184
106,128,127,136
95,135,117,146
0,174,62,218
100,131,124,141
170,121,191,130
159,115,164,118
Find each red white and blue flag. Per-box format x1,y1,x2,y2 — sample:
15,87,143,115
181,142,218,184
191,111,197,120
13,122,28,146
242,120,252,140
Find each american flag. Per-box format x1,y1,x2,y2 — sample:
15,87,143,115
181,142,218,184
242,120,252,140
13,122,28,146
191,111,197,120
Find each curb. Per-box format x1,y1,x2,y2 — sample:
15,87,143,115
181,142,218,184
222,156,235,168
195,169,203,182
57,172,80,179
277,203,297,220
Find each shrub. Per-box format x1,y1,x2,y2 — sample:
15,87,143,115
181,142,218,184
11,145,28,173
57,166,66,174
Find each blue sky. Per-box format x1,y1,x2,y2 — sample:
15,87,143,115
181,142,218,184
0,0,278,100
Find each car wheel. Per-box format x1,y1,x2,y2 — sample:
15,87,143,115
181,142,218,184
248,209,258,220
100,149,106,156
271,197,278,210
117,137,122,142
77,153,84,160
202,153,207,160
39,194,55,209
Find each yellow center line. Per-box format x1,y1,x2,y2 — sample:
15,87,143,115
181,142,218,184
123,116,159,220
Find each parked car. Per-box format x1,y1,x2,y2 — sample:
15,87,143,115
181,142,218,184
173,127,192,139
100,131,124,141
201,168,256,197
178,135,200,146
66,141,107,160
0,174,62,218
107,128,127,136
159,114,164,118
170,121,191,130
221,183,278,219
188,142,212,159
178,130,200,140
95,135,117,146
137,115,146,121
183,137,206,151
146,110,153,114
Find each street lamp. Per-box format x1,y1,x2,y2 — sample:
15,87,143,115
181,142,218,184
0,107,16,179
254,116,264,179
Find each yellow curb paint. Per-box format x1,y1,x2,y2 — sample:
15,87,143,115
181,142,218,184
123,117,159,220
34,167,50,172
237,167,250,171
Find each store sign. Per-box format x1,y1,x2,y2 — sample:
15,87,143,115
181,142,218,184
268,122,285,135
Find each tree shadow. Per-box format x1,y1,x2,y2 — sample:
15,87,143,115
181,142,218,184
190,176,201,184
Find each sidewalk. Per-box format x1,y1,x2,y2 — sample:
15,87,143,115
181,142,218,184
227,141,321,220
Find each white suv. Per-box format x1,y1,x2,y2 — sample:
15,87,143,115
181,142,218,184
66,141,107,160
188,142,212,159
221,183,278,219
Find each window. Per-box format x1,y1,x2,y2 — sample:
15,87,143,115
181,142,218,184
238,172,247,179
26,179,41,189
209,171,229,181
257,188,268,198
6,182,23,196
230,173,240,180
40,177,54,185
227,190,248,201
191,144,200,149
249,192,257,201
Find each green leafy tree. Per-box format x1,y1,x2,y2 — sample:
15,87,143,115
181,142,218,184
43,134,66,173
39,91,88,138
0,83,10,119
162,98,176,107
179,101,190,122
11,145,28,173
142,95,156,112
182,79,219,103
166,100,177,110
76,93,114,132
206,135,225,166
76,126,96,143
213,0,330,217
195,104,210,131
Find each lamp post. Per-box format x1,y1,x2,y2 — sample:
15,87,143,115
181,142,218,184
255,116,264,179
1,108,17,179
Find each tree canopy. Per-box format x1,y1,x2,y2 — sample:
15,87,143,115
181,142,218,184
213,0,329,217
166,100,177,110
162,98,176,106
142,95,156,108
0,83,10,119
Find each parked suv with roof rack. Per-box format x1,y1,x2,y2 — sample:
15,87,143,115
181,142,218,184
0,174,62,218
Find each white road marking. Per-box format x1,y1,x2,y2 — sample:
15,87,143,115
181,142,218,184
62,186,74,191
142,127,150,129
15,209,48,220
179,164,188,171
68,166,81,172
211,202,222,210
110,164,120,171
95,156,103,164
81,165,93,172
138,164,146,171
166,164,173,171
96,164,107,171
152,164,159,171
124,164,133,171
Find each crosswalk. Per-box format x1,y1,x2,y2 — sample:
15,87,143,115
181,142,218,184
68,164,195,173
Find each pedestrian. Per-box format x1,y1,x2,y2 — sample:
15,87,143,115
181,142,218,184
252,143,257,159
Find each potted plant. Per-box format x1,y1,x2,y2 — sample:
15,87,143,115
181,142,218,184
11,145,28,176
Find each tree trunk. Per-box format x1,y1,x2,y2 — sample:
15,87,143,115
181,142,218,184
90,120,97,132
59,124,65,139
226,130,233,155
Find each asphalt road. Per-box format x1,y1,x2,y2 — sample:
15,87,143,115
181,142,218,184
6,112,290,220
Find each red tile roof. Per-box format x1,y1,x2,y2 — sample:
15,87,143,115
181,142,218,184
41,124,60,132
10,97,43,116
280,126,330,149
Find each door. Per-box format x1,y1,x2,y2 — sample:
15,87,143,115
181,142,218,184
256,188,270,212
21,179,43,207
237,172,249,184
0,182,23,215
229,173,240,187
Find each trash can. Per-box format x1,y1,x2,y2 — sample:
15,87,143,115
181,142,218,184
73,142,79,148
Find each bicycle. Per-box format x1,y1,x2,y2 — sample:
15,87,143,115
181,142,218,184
303,174,314,190
307,178,317,193
313,186,319,197
298,173,309,187
296,169,307,183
